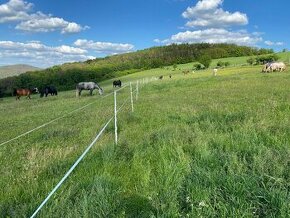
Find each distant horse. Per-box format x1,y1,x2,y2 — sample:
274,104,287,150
183,70,190,75
14,88,38,100
113,80,122,88
40,86,58,98
76,82,103,97
159,75,163,80
169,74,172,79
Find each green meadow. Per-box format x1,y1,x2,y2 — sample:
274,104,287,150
0,62,290,217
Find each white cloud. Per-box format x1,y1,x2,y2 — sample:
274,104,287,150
0,0,88,34
182,0,248,28
0,40,92,67
156,28,262,46
74,39,134,54
264,40,284,46
0,0,32,23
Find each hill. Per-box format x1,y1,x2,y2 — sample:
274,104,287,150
0,63,289,217
0,43,273,97
0,64,41,79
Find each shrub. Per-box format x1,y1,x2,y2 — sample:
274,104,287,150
247,57,255,65
198,55,212,68
193,63,203,70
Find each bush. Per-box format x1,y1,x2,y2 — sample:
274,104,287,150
255,54,279,65
247,57,255,65
173,64,177,71
198,55,212,68
193,63,203,70
217,61,231,67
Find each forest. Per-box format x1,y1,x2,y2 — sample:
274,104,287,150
0,43,273,97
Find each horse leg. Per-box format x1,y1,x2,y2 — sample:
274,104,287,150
90,89,93,96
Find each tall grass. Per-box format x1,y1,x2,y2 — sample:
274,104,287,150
0,65,290,217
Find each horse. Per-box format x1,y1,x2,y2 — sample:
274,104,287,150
169,74,172,79
13,88,38,100
40,86,58,98
76,82,103,97
159,75,163,80
213,68,218,76
262,62,286,73
113,80,122,88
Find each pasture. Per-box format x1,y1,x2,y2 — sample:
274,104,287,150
0,64,290,217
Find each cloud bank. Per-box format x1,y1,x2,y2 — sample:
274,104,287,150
0,0,88,34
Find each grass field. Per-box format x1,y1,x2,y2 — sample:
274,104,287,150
1,64,290,217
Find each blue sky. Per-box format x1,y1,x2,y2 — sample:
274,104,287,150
0,0,289,67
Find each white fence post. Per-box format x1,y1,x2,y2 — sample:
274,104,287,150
130,82,134,112
114,91,118,145
136,80,139,101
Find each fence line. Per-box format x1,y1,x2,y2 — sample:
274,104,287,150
115,84,129,92
0,88,122,148
130,82,134,112
114,91,118,145
30,117,114,218
28,78,154,217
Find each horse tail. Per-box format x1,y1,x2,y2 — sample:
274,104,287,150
13,88,17,96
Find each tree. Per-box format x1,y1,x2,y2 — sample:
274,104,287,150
198,55,212,68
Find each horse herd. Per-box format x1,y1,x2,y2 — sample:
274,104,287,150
13,80,122,100
11,62,288,100
262,62,286,73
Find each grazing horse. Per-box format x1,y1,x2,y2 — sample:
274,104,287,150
183,70,190,75
262,62,286,73
113,80,122,88
14,88,38,100
40,86,58,98
76,82,103,97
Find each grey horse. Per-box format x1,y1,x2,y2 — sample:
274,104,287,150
76,82,103,97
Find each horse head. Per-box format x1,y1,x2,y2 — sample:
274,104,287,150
32,87,39,93
98,87,104,95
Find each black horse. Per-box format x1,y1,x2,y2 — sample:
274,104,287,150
113,80,122,88
40,86,58,98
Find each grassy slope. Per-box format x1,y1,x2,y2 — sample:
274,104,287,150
0,64,41,79
0,64,290,217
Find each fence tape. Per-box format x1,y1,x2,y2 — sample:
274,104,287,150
30,117,113,218
0,87,123,147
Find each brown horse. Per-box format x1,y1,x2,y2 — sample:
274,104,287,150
14,88,39,100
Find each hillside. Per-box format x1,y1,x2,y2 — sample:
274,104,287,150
0,43,273,98
1,63,289,217
0,64,41,79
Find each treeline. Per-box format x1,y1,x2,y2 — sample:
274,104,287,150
0,43,273,97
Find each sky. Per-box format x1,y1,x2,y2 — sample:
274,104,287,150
0,0,289,68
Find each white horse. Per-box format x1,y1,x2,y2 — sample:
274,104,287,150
271,62,286,72
263,62,286,72
76,82,103,97
213,68,218,76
